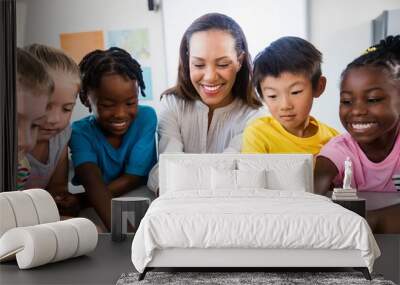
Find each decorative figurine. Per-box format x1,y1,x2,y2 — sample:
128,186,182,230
332,157,358,200
343,157,352,189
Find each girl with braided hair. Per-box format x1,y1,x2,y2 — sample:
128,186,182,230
314,35,400,233
69,47,157,230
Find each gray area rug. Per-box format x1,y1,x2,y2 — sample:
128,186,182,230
117,271,396,285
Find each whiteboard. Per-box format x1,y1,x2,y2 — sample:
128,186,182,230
161,0,308,86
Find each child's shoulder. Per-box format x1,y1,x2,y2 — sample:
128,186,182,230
52,125,72,146
71,115,96,133
245,116,281,135
247,115,275,128
248,115,295,135
138,104,156,114
137,105,157,122
322,132,357,150
311,117,339,136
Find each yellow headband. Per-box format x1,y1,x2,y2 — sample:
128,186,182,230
363,46,377,55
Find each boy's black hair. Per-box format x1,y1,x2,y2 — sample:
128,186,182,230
341,35,400,80
79,47,145,111
253,36,322,96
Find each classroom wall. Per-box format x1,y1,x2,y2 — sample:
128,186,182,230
161,0,308,87
16,0,167,122
16,0,400,131
309,0,400,132
17,0,307,122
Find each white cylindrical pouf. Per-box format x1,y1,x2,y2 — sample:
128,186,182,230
24,189,60,224
64,218,98,257
0,192,39,227
42,221,79,262
0,218,97,269
0,226,57,269
0,196,17,237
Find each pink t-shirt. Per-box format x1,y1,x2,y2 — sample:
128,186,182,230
318,132,400,192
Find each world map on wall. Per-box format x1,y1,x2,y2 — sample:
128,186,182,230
60,28,154,100
107,29,153,100
107,29,150,61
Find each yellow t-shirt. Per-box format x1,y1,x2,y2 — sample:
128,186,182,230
242,116,339,155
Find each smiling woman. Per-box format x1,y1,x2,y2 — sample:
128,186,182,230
188,29,243,111
147,13,265,193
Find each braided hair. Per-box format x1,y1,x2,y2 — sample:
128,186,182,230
342,35,400,80
79,47,145,112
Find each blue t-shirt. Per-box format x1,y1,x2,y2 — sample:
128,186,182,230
70,105,157,185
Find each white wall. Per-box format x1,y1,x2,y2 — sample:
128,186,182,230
17,0,400,131
310,0,400,132
16,1,27,46
162,0,308,86
17,0,167,122
387,9,400,35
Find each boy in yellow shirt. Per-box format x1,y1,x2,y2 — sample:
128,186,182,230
242,36,338,155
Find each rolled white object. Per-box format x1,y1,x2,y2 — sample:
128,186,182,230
23,189,60,224
0,226,57,268
0,189,60,238
0,196,17,237
63,218,98,257
1,191,39,227
42,221,79,262
0,218,98,269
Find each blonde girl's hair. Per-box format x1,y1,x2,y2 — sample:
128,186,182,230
16,47,54,97
25,44,80,87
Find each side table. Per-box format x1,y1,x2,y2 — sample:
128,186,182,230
332,198,366,218
111,196,151,242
